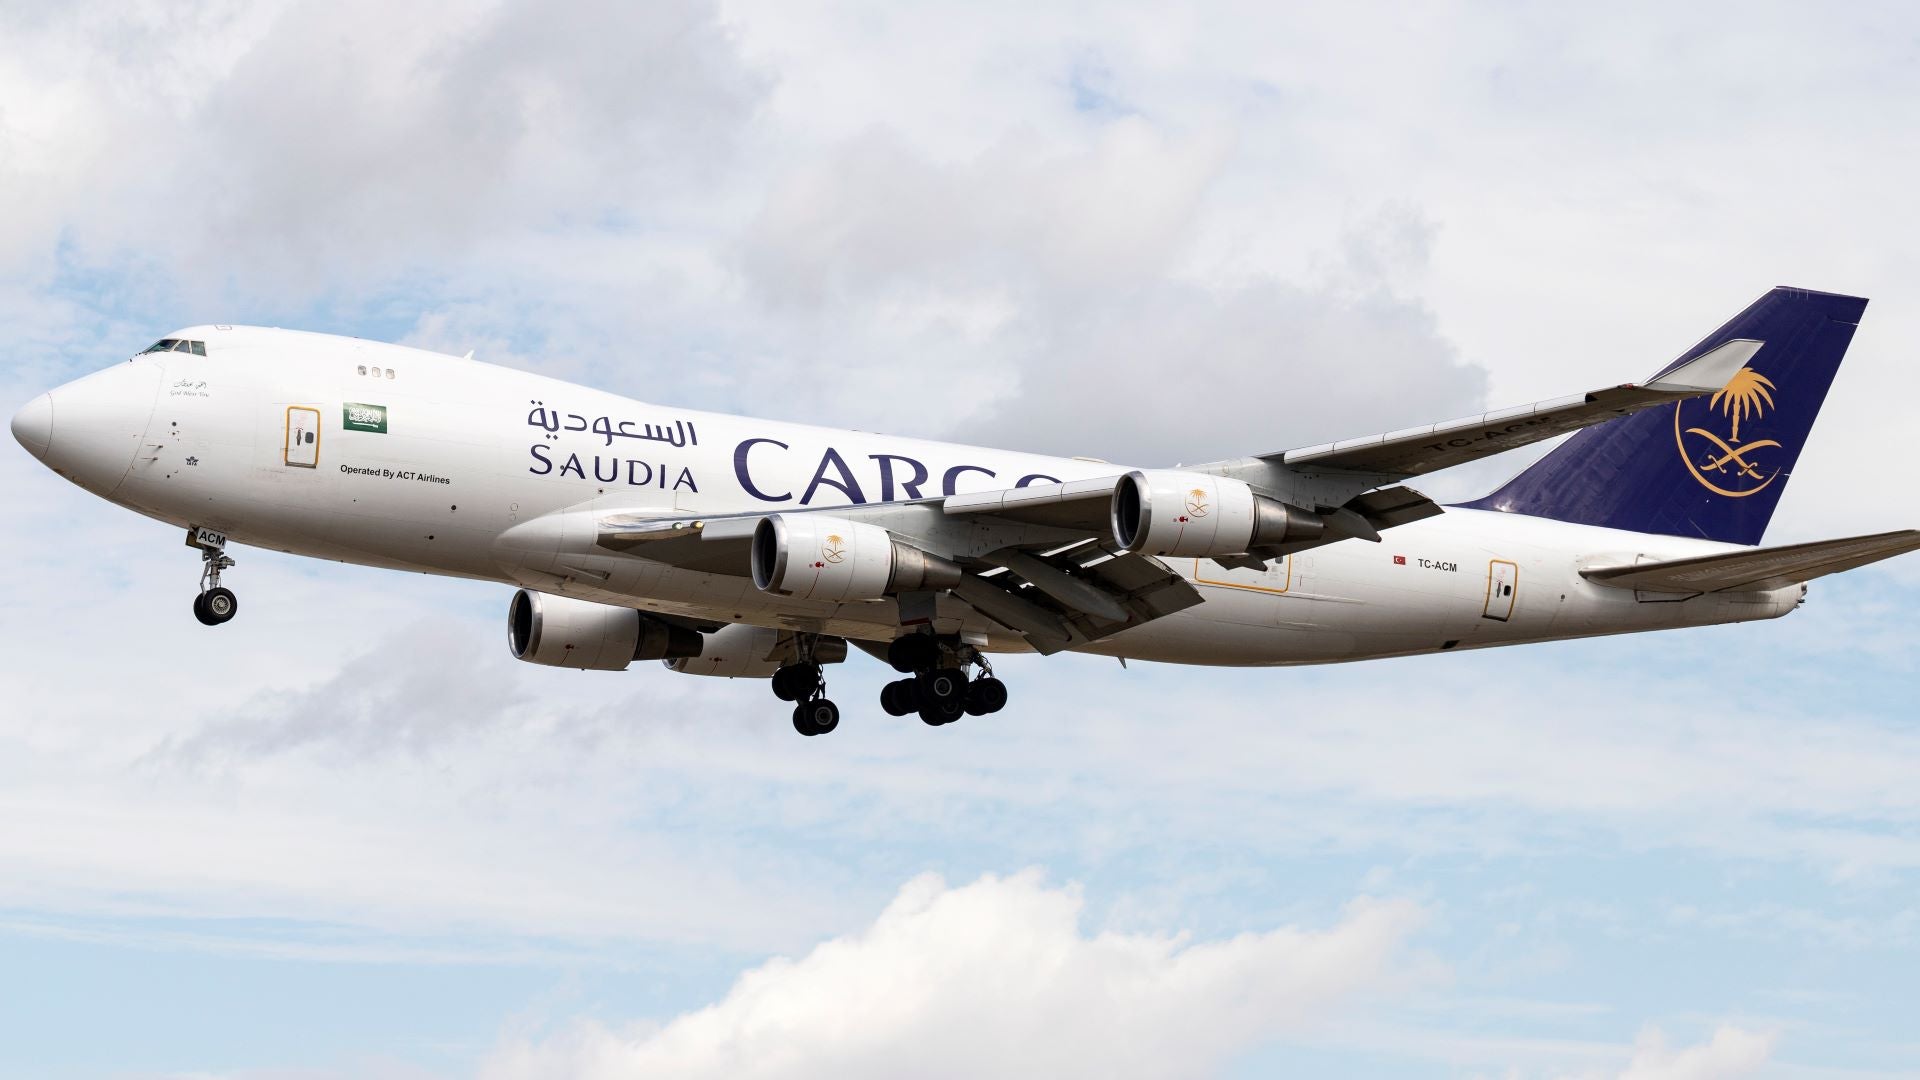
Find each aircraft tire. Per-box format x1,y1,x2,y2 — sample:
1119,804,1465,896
772,663,821,702
200,587,237,626
963,677,1008,715
887,634,938,673
918,699,964,726
919,667,967,706
880,679,917,716
794,698,840,736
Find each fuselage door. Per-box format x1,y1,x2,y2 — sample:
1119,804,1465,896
285,406,320,468
1483,559,1518,621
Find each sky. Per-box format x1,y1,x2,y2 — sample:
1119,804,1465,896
2,2,1918,1077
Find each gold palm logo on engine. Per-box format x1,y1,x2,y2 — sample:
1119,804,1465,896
822,534,846,564
1185,488,1210,519
1674,367,1783,498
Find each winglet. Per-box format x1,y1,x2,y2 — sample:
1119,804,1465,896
1645,339,1763,394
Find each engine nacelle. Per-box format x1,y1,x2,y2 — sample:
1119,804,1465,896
507,590,703,671
1111,470,1325,558
664,623,849,678
751,514,962,602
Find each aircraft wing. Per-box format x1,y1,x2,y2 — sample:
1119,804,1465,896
527,339,1763,652
1580,529,1920,594
594,497,1211,653
1245,339,1764,484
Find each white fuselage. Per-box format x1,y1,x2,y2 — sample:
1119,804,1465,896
31,326,1800,666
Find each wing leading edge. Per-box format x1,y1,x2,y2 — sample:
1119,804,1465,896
1259,338,1762,481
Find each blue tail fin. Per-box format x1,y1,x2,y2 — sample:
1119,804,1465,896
1461,286,1867,545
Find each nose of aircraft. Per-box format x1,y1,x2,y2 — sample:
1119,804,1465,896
11,393,52,460
15,359,164,496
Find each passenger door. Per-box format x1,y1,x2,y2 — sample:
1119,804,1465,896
1483,559,1518,621
284,406,321,468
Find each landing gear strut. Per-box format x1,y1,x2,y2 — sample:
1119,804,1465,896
880,633,1009,726
776,636,840,736
188,526,237,626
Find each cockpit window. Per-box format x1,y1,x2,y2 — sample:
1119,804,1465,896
141,338,208,355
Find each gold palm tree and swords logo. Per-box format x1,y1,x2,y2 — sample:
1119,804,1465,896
1674,366,1784,498
821,533,847,565
1181,487,1210,522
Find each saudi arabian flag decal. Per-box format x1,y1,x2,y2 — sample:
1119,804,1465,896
343,402,388,433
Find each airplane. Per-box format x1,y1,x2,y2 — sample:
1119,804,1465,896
12,286,1918,736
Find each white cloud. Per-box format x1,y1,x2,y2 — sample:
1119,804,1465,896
1607,1025,1774,1080
481,872,1429,1080
5,4,1920,1076
1356,1023,1778,1080
739,120,1234,306
0,0,762,296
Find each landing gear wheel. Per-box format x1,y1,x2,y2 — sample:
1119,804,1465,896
880,679,917,717
792,698,840,736
887,634,939,674
190,531,238,626
771,663,822,702
195,587,237,626
963,676,1008,716
920,667,968,705
919,698,964,726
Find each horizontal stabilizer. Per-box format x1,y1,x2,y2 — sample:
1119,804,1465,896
1581,529,1920,594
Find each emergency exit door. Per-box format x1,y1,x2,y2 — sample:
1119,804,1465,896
1483,560,1518,621
284,406,320,468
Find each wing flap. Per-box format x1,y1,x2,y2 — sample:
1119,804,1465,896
956,543,1203,654
1581,529,1920,594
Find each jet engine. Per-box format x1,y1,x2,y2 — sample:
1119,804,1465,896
1111,470,1325,558
507,589,704,671
751,514,963,602
664,623,848,678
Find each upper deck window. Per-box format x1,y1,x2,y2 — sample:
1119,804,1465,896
141,339,208,356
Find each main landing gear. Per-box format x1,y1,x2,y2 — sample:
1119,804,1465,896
771,632,1011,736
771,639,840,737
188,527,238,626
878,633,1008,728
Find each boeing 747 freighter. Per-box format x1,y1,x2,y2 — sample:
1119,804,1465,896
14,287,1916,734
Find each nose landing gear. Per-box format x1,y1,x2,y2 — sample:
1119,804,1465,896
187,526,237,626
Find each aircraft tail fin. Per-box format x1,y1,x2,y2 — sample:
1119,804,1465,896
1460,286,1868,545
